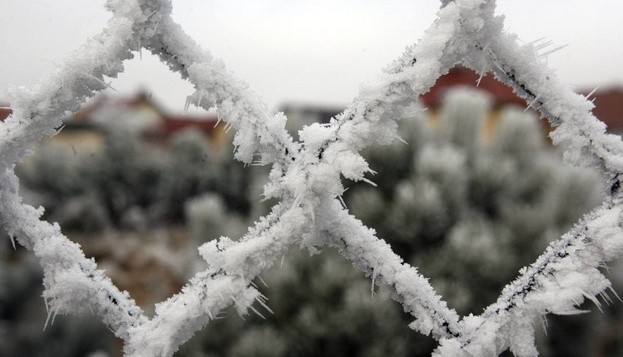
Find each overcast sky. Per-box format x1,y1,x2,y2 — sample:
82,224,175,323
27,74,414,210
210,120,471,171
1,0,622,113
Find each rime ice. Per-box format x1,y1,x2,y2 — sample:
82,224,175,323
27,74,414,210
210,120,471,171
2,0,623,356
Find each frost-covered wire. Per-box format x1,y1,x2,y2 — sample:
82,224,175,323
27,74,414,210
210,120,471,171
277,0,500,341
0,0,303,354
0,170,147,340
124,201,308,355
434,201,623,356
313,197,463,339
288,0,623,354
139,15,300,167
0,15,137,172
2,0,623,356
428,1,623,355
483,31,623,179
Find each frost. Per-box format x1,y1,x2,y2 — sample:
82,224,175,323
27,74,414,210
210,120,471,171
2,0,623,356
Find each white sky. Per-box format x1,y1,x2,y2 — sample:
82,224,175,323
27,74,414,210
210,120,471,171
1,0,622,113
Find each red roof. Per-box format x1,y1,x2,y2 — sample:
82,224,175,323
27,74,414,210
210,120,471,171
419,67,623,132
419,66,526,108
580,87,623,131
0,104,11,121
159,117,221,136
74,91,223,138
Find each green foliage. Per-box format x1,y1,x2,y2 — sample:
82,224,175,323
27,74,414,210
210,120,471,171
350,89,603,315
16,128,252,231
347,89,605,354
5,127,255,355
179,250,435,357
8,89,612,355
177,88,604,356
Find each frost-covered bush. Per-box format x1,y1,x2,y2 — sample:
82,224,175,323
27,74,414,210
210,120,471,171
177,250,433,357
152,129,218,222
172,88,605,356
16,145,110,232
16,131,162,230
348,88,605,352
185,193,248,246
16,128,252,231
93,132,164,227
185,193,227,245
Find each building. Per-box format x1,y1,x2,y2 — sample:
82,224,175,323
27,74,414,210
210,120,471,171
419,66,525,109
419,66,544,140
2,76,622,144
51,91,229,154
0,103,11,121
420,66,623,138
2,92,229,154
579,87,623,135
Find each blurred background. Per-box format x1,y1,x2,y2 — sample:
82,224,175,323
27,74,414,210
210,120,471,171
2,0,623,111
2,1,623,356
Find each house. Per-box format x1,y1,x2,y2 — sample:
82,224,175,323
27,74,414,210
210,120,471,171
419,66,526,109
0,103,12,121
421,66,623,139
280,67,542,141
47,91,229,154
2,75,622,146
419,66,544,140
578,87,623,135
2,92,229,153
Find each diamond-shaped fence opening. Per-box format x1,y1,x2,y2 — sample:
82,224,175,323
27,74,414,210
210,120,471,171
2,0,623,356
